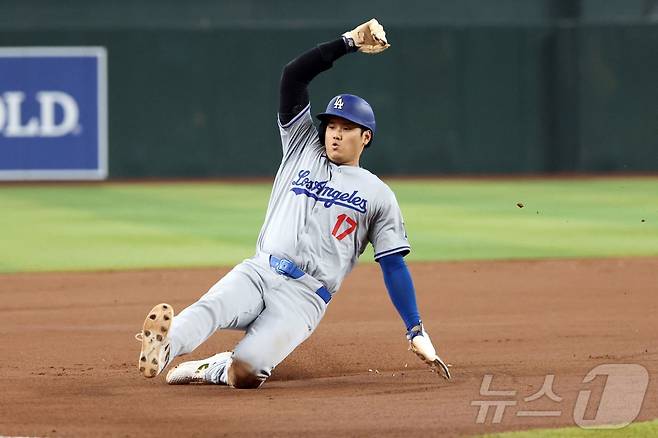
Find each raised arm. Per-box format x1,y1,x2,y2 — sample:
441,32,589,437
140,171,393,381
278,38,354,126
278,19,390,126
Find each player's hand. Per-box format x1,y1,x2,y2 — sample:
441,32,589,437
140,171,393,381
343,18,390,54
407,323,452,380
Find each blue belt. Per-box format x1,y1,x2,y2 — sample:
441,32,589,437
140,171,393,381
269,255,332,304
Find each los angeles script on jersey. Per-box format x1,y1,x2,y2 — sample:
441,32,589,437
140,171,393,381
290,170,368,214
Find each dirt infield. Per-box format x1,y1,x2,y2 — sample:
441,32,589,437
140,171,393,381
1,258,656,437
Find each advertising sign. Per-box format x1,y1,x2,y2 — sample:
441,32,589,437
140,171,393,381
0,47,107,180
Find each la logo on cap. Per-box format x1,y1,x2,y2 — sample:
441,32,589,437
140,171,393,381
333,96,344,109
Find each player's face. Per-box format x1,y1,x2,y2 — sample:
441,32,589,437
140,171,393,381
324,117,371,166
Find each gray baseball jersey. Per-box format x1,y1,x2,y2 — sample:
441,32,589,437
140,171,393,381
166,102,411,385
256,103,411,294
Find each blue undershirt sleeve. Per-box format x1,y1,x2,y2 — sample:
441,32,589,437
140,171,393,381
377,253,421,331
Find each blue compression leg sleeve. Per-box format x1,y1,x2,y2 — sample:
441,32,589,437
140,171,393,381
377,253,421,331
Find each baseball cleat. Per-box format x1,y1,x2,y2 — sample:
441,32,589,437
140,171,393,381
166,351,232,385
136,303,174,378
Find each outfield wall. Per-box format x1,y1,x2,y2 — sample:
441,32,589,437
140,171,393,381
1,2,656,177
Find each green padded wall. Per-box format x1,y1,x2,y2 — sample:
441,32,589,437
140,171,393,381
1,1,656,176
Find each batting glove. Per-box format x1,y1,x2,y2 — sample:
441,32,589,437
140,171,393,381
407,322,452,380
343,18,390,54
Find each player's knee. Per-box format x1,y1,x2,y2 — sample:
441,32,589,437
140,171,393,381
227,358,265,389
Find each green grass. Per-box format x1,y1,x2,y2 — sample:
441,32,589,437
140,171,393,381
0,177,656,273
478,419,658,437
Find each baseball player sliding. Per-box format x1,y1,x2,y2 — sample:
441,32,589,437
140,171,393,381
137,19,451,388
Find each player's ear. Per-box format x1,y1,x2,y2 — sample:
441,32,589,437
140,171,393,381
362,129,372,148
